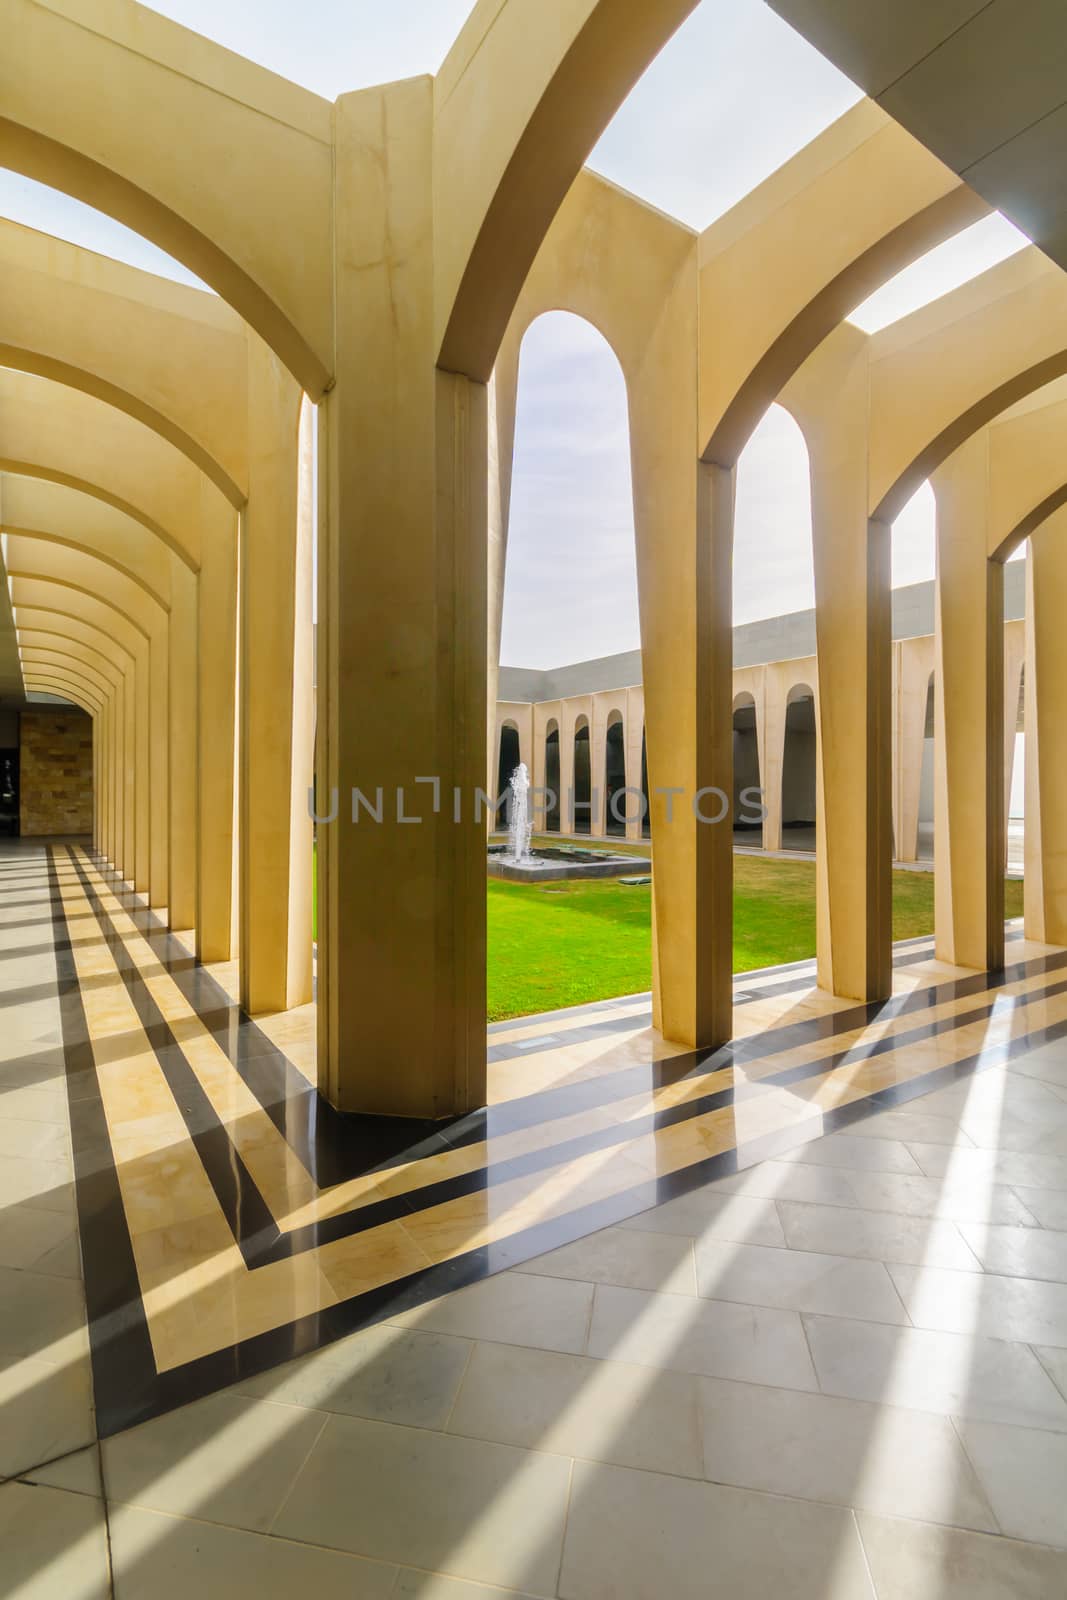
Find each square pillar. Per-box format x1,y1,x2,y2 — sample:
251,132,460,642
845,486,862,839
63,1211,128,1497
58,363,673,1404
784,329,893,1003
196,508,238,963
316,79,487,1116
238,338,314,1015
932,436,1005,971
1025,527,1067,944
168,558,198,934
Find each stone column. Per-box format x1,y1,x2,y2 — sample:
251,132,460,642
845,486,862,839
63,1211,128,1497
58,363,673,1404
196,508,238,963
784,329,893,1003
932,435,1005,971
761,669,787,853
1003,617,1025,865
122,661,136,885
168,558,198,934
133,645,150,896
238,337,314,1014
1025,525,1067,944
893,636,934,863
148,621,169,909
316,80,487,1116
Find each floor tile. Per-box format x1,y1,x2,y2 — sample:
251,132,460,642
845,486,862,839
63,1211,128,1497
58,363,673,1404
0,1084,70,1125
108,1503,397,1599
778,1132,924,1173
274,1414,571,1595
1034,1343,1067,1401
908,1144,1067,1191
558,1458,876,1600
514,1223,696,1294
857,1510,1067,1598
620,1188,786,1246
702,1159,859,1206
393,1573,541,1600
0,1479,110,1600
804,1313,1067,1428
958,1220,1067,1281
0,1201,77,1271
844,1169,1040,1225
447,1340,703,1477
19,1445,103,1499
0,1350,96,1479
699,1376,996,1530
0,1115,70,1163
694,1237,909,1322
586,1282,818,1389
1012,1185,1067,1229
101,1391,327,1533
0,1153,76,1213
888,1262,1067,1347
232,1325,472,1429
955,1418,1067,1547
0,1264,88,1366
1008,1046,1067,1091
389,1271,594,1355
777,1200,980,1269
844,1109,979,1147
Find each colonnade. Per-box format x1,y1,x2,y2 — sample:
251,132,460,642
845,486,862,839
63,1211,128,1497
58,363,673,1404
496,610,1028,866
4,0,1067,1117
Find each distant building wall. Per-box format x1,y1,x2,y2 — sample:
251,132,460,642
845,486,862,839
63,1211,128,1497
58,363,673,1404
19,710,93,836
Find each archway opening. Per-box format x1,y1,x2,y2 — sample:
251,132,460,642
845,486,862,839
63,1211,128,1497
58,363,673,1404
604,713,626,837
572,717,591,835
732,694,762,848
781,685,817,851
544,721,560,833
496,721,520,828
640,729,651,840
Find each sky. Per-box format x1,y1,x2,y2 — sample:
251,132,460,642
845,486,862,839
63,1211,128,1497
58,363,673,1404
0,0,1033,670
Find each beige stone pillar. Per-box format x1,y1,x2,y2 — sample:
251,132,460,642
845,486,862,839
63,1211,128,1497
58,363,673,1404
892,635,934,863
131,647,149,895
1025,526,1067,944
238,338,313,1014
196,510,238,963
148,624,169,909
168,559,198,933
784,330,893,1002
762,669,787,853
1003,616,1025,864
317,80,487,1116
623,694,645,843
932,436,1005,971
635,445,733,1047
120,664,135,884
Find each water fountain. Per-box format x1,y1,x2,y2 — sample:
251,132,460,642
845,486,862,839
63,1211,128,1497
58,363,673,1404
505,761,534,865
487,763,639,882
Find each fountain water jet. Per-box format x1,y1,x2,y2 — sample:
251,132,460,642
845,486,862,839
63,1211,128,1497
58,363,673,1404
505,761,534,864
487,763,638,882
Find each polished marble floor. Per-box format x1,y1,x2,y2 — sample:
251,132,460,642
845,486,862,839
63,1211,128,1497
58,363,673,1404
4,837,1067,1594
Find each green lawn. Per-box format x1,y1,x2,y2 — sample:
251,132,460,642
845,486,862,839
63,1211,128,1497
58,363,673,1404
486,854,1024,1021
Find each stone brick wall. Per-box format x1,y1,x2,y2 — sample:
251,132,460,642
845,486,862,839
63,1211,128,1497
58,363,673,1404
19,711,93,836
